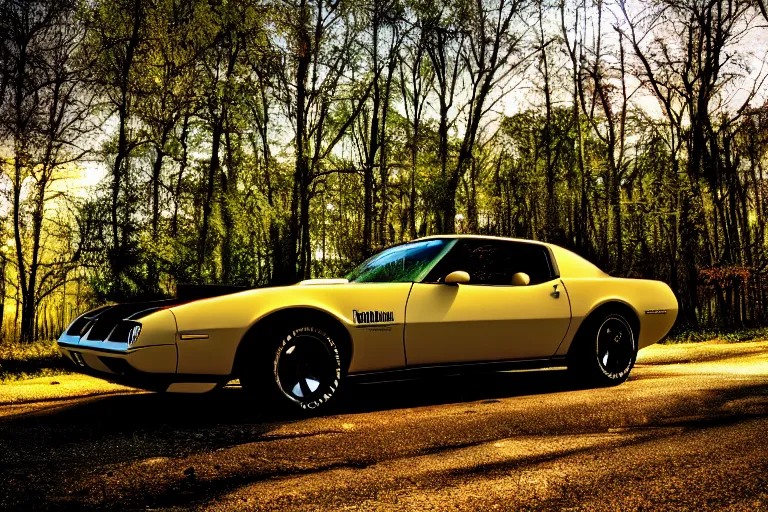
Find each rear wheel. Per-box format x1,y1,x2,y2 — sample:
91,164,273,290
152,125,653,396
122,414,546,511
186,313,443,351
241,323,344,412
568,310,637,387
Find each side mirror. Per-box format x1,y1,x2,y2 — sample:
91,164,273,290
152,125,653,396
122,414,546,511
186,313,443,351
512,272,530,286
444,270,471,285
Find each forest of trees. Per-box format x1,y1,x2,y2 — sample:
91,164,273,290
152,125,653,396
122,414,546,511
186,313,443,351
1,0,768,341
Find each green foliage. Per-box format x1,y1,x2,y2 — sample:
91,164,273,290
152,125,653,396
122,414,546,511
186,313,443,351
0,339,70,382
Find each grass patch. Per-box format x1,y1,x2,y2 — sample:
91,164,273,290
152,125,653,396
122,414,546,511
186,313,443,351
0,339,71,383
663,327,768,344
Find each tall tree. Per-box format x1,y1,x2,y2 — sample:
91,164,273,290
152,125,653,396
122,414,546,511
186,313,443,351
420,0,466,232
276,0,372,279
399,21,435,239
0,0,92,340
559,0,590,253
84,0,147,294
447,0,530,232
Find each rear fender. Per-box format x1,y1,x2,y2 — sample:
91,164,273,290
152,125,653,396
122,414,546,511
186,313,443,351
555,278,678,355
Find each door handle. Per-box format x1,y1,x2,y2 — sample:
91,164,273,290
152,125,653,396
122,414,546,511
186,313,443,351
551,284,560,299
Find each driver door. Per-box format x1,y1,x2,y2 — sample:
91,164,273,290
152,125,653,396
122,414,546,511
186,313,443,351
404,240,571,365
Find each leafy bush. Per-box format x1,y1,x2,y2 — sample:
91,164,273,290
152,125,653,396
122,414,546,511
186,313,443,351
0,339,71,382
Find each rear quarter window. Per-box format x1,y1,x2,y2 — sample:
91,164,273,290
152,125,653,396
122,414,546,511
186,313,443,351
549,245,607,278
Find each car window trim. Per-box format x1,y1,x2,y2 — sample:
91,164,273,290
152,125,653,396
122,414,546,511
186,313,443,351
453,277,561,288
543,245,560,279
412,239,457,282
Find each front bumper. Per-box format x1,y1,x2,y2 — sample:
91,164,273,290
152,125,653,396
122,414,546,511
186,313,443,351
57,342,227,393
58,341,175,391
58,307,225,393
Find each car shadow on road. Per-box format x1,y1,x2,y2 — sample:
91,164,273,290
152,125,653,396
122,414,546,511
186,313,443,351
0,368,581,491
173,367,582,421
337,367,578,413
5,367,579,429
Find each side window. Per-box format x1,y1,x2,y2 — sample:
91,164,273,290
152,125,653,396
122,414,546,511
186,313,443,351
423,240,556,285
512,244,555,284
461,242,516,285
448,241,554,285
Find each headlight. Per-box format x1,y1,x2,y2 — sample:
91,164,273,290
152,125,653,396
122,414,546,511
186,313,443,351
108,321,142,345
127,325,142,345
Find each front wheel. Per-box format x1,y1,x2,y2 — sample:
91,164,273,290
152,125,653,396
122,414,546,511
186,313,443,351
242,324,344,412
568,311,637,387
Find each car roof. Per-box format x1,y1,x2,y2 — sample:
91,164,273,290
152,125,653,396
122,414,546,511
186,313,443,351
415,234,551,247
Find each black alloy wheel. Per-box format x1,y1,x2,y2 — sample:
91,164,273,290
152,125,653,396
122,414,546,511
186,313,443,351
273,326,342,411
568,310,637,386
594,315,636,381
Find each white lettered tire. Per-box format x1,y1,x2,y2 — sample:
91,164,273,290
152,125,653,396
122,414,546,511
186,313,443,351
568,309,638,387
270,326,343,411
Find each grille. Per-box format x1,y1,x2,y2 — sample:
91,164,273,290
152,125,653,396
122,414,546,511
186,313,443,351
69,299,177,342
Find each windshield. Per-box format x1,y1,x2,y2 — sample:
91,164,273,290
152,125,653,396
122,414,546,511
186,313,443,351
347,239,455,283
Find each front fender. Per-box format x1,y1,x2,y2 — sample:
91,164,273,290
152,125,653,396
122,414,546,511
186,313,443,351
169,283,413,375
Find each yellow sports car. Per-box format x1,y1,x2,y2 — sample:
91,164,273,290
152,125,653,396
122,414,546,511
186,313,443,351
57,235,678,411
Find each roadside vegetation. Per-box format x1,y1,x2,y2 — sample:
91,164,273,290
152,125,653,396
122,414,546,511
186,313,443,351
0,340,70,383
663,328,768,345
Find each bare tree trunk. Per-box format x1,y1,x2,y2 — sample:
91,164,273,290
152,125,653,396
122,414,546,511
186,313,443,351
285,0,313,284
560,0,589,251
221,120,236,284
171,114,190,238
198,110,223,277
110,0,143,277
378,56,397,246
539,0,556,238
362,8,380,255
